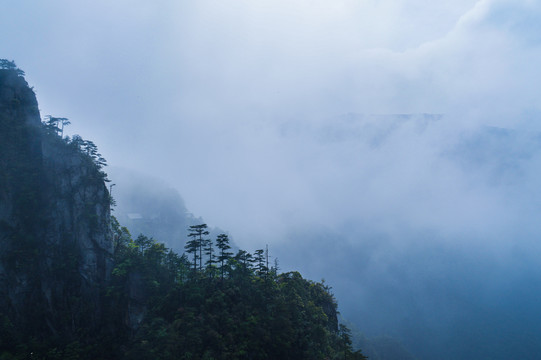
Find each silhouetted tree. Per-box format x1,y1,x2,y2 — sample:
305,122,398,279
0,59,24,76
339,324,367,359
187,224,210,272
135,234,154,254
254,249,268,276
44,115,70,137
184,234,199,272
270,257,280,277
204,237,215,277
216,234,233,280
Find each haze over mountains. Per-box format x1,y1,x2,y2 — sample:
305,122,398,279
109,167,229,254
3,0,541,358
272,113,541,359
109,112,541,359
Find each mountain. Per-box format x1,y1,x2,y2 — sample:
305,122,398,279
108,167,229,254
0,66,113,345
0,62,366,359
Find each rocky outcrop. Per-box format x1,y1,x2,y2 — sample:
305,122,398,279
0,68,113,339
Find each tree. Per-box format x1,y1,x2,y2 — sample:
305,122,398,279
339,324,367,359
165,251,189,284
184,234,199,272
254,249,268,277
0,59,16,70
0,59,24,76
216,234,233,280
66,135,108,180
81,139,107,169
111,215,132,256
271,257,280,277
135,234,154,254
187,224,210,272
44,115,71,137
204,237,215,277
233,250,254,277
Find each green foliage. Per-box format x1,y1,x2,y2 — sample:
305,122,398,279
43,115,70,137
67,135,108,177
186,224,210,272
0,59,25,76
216,234,233,280
100,225,367,359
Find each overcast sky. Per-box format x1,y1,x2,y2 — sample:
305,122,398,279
3,2,541,356
3,0,540,248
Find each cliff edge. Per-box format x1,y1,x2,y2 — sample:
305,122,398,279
0,67,113,341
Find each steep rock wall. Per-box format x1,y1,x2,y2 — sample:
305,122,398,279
0,69,113,338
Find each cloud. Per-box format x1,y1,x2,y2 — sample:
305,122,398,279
2,0,539,250
3,2,541,355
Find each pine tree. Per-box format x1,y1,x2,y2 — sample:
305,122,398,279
254,249,268,276
135,234,154,254
184,235,199,272
44,115,70,137
216,234,233,280
187,224,210,272
204,237,215,277
0,59,24,76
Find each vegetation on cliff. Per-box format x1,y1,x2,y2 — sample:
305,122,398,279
103,222,366,360
0,61,113,358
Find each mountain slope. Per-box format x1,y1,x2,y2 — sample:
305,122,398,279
0,66,113,347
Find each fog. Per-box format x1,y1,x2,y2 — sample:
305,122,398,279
3,0,541,358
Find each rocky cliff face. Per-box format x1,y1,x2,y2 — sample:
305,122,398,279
0,68,113,338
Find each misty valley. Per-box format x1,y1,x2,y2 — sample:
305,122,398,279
3,36,541,359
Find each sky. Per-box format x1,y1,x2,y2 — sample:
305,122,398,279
3,1,541,358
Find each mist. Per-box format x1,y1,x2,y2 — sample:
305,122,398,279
3,0,541,358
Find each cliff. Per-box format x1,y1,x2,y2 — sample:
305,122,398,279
0,64,367,359
0,68,113,341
